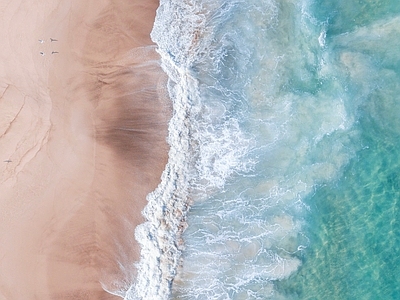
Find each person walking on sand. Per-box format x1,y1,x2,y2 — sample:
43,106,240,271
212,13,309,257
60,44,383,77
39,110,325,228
40,51,45,56
50,38,58,42
38,39,44,43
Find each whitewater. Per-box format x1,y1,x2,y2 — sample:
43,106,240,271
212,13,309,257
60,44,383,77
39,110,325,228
126,0,400,299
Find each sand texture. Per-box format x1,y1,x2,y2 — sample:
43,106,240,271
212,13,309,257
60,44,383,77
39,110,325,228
0,0,169,298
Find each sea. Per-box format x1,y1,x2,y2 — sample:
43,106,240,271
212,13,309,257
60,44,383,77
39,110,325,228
128,0,400,299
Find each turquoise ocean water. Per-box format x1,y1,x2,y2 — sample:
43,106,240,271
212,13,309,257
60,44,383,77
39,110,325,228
126,0,400,299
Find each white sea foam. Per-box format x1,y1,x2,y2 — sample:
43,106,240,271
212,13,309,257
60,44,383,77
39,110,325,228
318,30,326,47
124,1,252,299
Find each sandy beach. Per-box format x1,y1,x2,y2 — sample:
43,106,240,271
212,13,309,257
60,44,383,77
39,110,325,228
0,0,169,299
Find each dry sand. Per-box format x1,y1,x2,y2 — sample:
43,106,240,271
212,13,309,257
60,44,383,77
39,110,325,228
0,0,170,299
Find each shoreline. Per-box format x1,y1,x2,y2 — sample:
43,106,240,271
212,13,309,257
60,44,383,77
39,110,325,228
0,0,170,298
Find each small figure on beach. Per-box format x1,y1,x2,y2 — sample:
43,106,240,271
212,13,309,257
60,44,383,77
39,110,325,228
38,39,45,43
51,51,59,54
3,160,12,163
40,51,45,56
50,38,58,42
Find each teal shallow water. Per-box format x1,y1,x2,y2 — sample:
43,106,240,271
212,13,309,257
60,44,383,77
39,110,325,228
277,124,400,299
277,0,400,298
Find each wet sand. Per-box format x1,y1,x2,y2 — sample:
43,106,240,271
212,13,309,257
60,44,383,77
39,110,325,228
0,0,169,299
